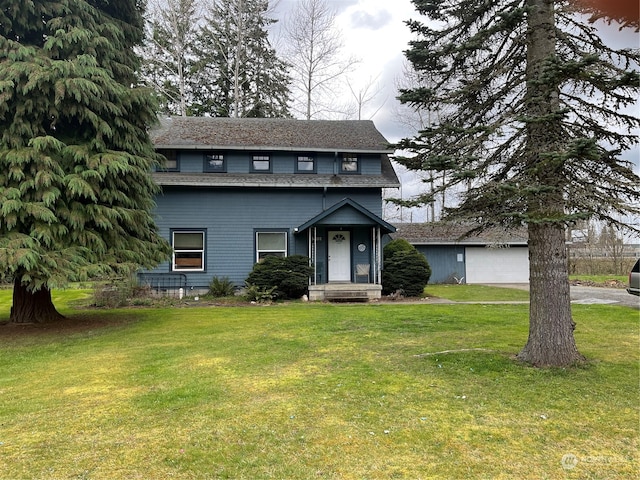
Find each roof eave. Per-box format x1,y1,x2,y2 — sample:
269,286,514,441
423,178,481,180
153,144,392,154
154,180,401,189
409,241,529,246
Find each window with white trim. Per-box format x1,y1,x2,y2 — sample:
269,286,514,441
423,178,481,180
252,154,271,172
172,231,205,271
256,231,287,262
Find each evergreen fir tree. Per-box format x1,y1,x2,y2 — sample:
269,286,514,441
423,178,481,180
191,0,291,117
396,0,639,366
0,0,171,323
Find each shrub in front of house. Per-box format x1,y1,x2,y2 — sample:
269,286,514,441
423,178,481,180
208,276,236,297
244,284,277,303
93,275,151,307
382,240,431,297
245,255,313,300
382,238,415,259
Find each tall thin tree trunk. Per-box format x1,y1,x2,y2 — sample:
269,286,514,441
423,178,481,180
306,69,313,120
517,223,584,366
10,278,65,324
233,0,244,118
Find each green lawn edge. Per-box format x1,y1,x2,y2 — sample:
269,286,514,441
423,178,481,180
0,290,637,479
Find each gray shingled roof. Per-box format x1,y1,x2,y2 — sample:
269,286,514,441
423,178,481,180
393,223,528,245
150,117,392,153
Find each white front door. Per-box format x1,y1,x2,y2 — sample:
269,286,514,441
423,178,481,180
328,231,351,282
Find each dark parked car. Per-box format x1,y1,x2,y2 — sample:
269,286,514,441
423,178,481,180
628,259,640,296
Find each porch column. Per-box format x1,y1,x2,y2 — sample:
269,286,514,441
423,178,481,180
375,226,382,284
308,227,317,285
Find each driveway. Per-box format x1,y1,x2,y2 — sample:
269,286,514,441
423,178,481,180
495,284,639,310
569,285,639,310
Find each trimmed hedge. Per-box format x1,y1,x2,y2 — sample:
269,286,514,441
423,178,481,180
382,238,414,258
382,240,431,297
245,255,313,300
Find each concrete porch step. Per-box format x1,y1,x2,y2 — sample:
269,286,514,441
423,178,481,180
309,283,382,302
324,289,370,302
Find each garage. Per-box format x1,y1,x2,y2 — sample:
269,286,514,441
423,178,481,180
465,246,529,284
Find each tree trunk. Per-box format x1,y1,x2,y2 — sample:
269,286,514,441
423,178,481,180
517,223,584,366
10,278,65,324
515,0,584,367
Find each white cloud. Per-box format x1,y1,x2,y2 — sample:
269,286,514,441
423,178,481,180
349,9,392,30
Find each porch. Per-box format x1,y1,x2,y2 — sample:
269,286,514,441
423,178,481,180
308,282,382,302
295,199,396,300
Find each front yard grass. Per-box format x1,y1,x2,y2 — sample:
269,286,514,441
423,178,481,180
426,283,530,302
0,290,637,479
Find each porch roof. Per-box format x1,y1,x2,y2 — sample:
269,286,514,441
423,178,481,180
152,153,399,188
296,198,396,234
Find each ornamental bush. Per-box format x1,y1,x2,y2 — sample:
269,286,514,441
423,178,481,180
208,276,236,297
245,255,313,300
382,238,414,259
382,240,431,297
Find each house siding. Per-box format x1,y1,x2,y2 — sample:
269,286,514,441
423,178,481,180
150,187,385,287
414,245,466,284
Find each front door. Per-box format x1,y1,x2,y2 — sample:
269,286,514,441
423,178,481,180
328,231,351,282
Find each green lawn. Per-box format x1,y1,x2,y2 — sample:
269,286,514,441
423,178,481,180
426,283,530,302
0,290,637,479
569,274,628,286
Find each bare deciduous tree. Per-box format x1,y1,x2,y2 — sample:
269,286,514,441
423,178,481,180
283,0,357,119
346,75,386,121
140,0,201,116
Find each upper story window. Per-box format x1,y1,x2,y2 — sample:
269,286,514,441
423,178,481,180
341,154,359,173
204,153,225,173
296,155,316,173
158,149,179,171
251,154,271,173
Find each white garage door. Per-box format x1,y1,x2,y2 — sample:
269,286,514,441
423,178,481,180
465,247,529,284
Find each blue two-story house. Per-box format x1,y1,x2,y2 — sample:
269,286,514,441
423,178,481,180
143,117,399,300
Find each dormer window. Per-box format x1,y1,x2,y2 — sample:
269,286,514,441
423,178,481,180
158,149,178,171
296,155,316,173
252,154,271,172
204,153,225,172
341,154,359,173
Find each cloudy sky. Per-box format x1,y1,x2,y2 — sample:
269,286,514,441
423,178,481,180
273,0,418,142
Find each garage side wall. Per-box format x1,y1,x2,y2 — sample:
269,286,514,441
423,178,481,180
414,246,466,284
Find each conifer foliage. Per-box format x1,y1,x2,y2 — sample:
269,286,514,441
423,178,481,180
0,0,172,323
141,0,291,118
397,0,639,366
